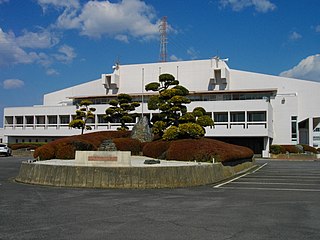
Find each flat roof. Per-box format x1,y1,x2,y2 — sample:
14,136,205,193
68,88,278,99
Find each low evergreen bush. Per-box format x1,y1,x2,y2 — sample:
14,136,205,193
112,138,142,155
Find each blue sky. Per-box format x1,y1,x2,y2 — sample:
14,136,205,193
0,0,320,127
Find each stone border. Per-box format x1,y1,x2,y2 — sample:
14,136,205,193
15,160,255,189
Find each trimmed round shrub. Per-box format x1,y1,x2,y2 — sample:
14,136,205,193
178,123,205,139
142,141,171,159
112,138,142,155
162,126,179,140
33,130,132,160
34,145,55,160
166,138,254,163
55,145,76,159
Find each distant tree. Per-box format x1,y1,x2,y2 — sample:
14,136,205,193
69,100,96,135
104,93,140,131
145,73,214,140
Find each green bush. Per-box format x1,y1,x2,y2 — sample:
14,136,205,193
270,145,285,154
178,123,205,139
162,126,179,140
9,142,46,150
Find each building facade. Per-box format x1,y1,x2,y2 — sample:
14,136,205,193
2,58,320,156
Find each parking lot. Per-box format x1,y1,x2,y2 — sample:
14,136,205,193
0,157,320,240
215,160,320,192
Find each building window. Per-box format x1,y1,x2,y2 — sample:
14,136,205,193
247,111,266,122
60,115,70,124
36,116,45,125
5,116,13,125
291,116,298,143
25,116,34,125
230,112,245,122
15,116,23,125
48,115,57,124
314,127,320,132
214,112,228,122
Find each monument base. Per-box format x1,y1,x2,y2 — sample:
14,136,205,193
75,151,131,167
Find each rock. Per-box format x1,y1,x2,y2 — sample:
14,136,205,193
98,139,117,151
131,116,153,142
144,159,161,164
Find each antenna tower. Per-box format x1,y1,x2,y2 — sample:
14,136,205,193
159,16,167,62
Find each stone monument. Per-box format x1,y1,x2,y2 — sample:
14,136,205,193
131,116,153,142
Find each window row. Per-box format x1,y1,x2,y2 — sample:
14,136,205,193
5,111,267,126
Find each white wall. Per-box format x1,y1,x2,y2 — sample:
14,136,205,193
43,79,106,106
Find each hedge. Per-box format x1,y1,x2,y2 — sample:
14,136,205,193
270,144,318,154
34,131,131,160
143,138,253,163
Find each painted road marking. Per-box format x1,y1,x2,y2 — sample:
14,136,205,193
218,186,320,192
213,163,268,188
229,182,320,186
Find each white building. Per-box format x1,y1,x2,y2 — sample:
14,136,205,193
2,58,320,156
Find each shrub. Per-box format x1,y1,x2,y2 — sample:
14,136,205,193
142,141,171,159
270,145,285,154
33,130,132,160
72,141,95,151
55,145,76,159
9,143,45,150
166,138,254,163
300,144,318,154
281,145,300,153
162,126,179,140
34,145,55,160
112,138,142,155
178,123,205,139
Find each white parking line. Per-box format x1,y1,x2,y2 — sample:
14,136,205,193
230,182,320,186
213,163,267,188
218,186,320,192
244,175,320,179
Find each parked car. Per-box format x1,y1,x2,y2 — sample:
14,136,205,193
0,144,12,156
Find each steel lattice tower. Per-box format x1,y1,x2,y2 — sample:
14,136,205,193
159,16,167,62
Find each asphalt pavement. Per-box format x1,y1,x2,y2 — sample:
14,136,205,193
0,157,319,240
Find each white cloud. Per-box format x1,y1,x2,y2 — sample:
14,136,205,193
170,55,182,61
315,25,320,33
289,31,302,41
37,0,80,12
280,54,320,82
46,68,59,75
53,44,76,63
220,0,276,13
55,0,159,40
0,0,9,4
3,79,25,89
187,47,199,60
115,34,129,43
16,29,59,49
0,28,39,66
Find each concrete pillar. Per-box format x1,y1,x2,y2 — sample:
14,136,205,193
262,137,270,158
309,118,314,146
